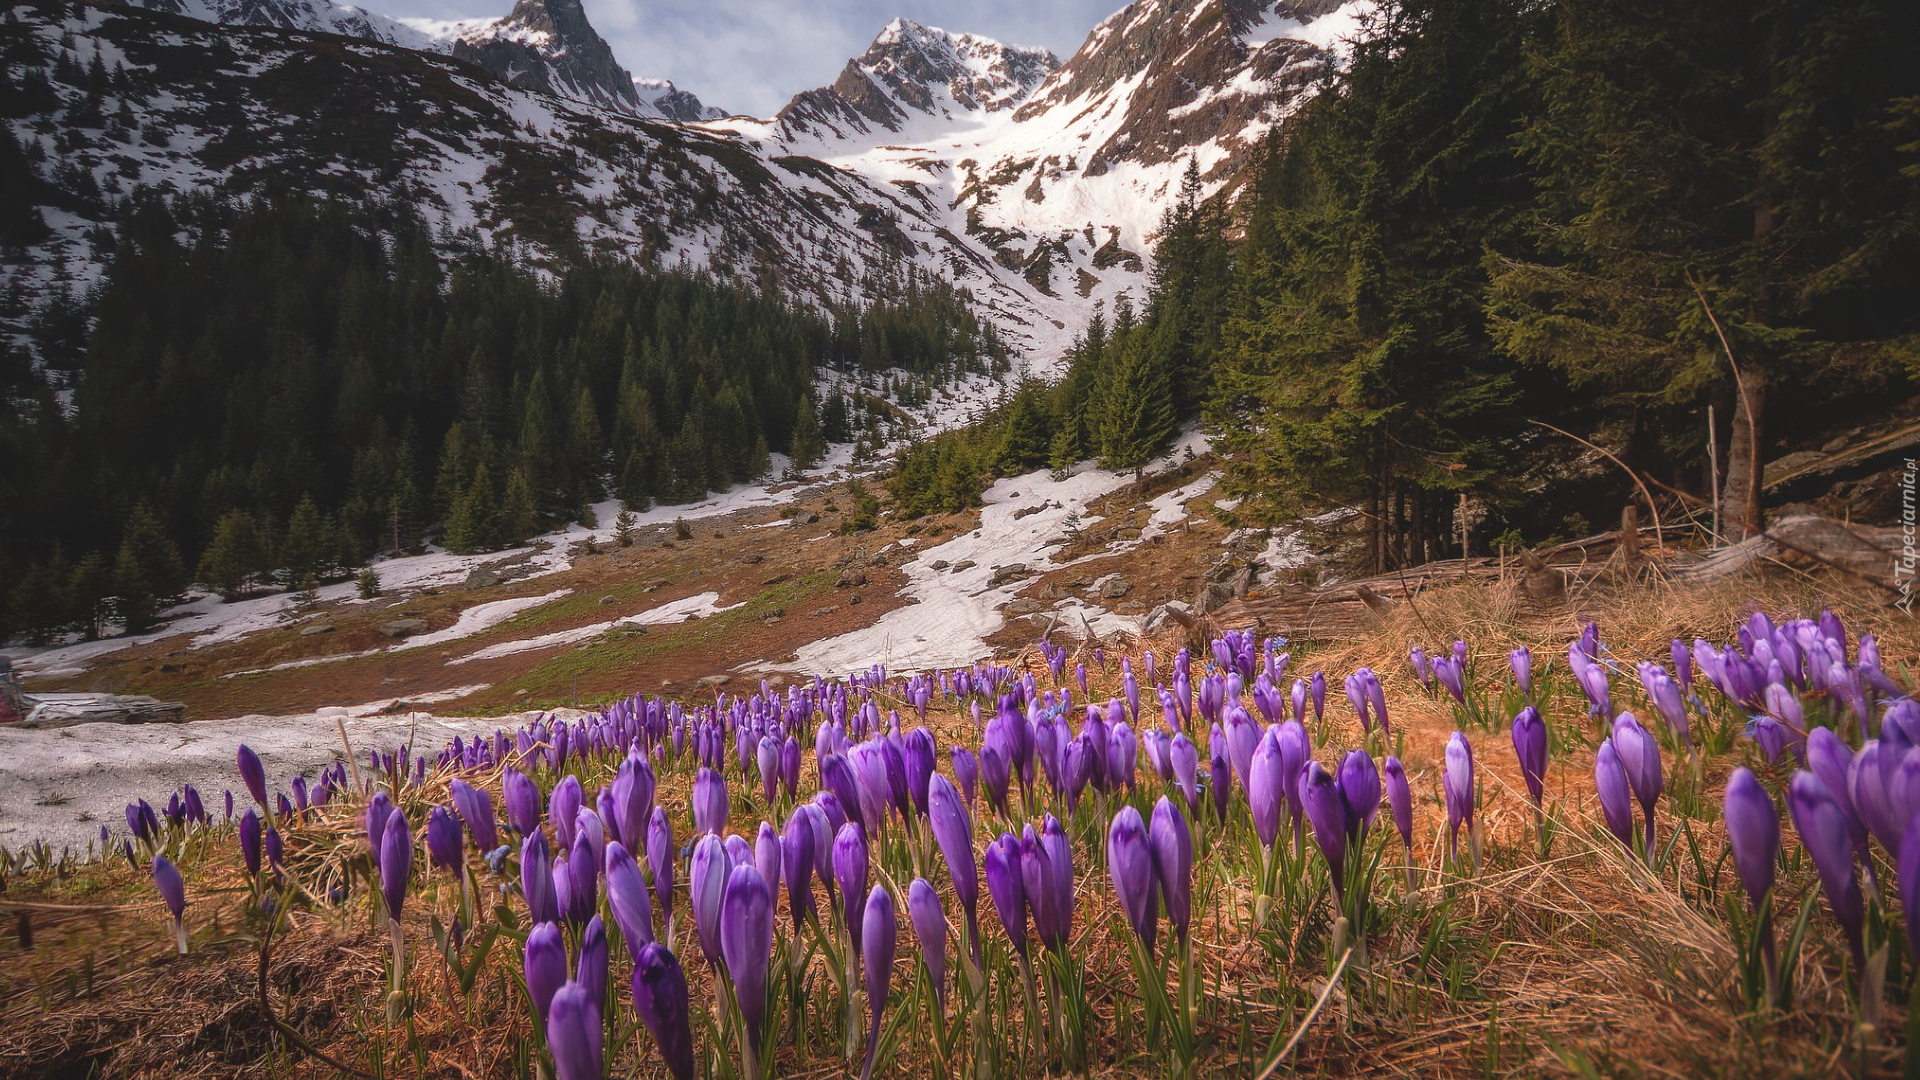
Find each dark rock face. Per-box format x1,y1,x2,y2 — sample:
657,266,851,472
449,0,640,113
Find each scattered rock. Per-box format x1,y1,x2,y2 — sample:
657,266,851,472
1097,576,1132,600
762,573,792,587
930,560,950,571
848,594,863,605
464,567,509,590
380,618,429,639
599,595,618,606
1003,598,1045,616
796,511,820,525
741,554,765,565
836,568,868,588
950,560,976,574
1011,505,1044,520
696,675,731,689
987,564,1032,587
1143,601,1195,634
299,623,335,637
812,606,840,617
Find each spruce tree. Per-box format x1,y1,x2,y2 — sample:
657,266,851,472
501,465,539,545
1093,326,1177,481
198,510,268,600
787,394,826,475
280,495,326,588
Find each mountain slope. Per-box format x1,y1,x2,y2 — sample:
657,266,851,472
113,0,724,119
0,0,1062,375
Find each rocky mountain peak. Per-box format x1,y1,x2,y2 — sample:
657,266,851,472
447,0,641,113
777,19,1058,141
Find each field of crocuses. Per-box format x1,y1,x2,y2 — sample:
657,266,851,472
9,608,1917,1077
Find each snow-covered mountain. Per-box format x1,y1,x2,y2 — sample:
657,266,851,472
4,0,1373,385
112,0,725,120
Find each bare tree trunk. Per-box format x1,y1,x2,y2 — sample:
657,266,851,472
1722,370,1768,539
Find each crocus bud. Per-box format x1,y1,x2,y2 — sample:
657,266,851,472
239,810,262,878
1509,647,1533,696
950,747,979,805
632,942,696,1080
1443,733,1474,863
720,864,774,1052
1594,739,1634,851
1301,762,1347,895
1788,771,1865,965
782,808,816,930
833,823,870,953
237,744,268,809
612,751,655,852
754,821,782,898
503,768,540,836
524,922,567,1025
577,915,608,1004
522,831,558,926
1149,796,1192,945
426,806,463,873
984,831,1027,956
152,854,187,952
1248,728,1286,851
928,774,979,962
450,779,499,854
1107,805,1157,956
860,885,898,1080
379,807,412,924
550,776,583,852
365,791,393,854
545,981,603,1080
907,877,947,1010
648,806,674,921
605,841,655,959
1170,733,1199,814
1722,768,1777,911
1383,756,1412,853
1610,714,1663,853
693,767,728,836
1338,749,1381,835
1510,707,1547,807
689,833,728,967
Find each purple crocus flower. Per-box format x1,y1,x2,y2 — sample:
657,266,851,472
1107,805,1158,956
1509,647,1533,696
1225,706,1261,794
239,810,262,878
951,747,979,805
450,779,499,854
379,807,412,924
908,877,947,1010
545,981,602,1080
928,774,980,964
860,886,898,1080
237,744,268,809
1579,663,1612,719
693,767,728,836
631,942,696,1080
1301,762,1347,896
152,854,187,952
1594,740,1635,851
1310,671,1326,724
720,864,774,1055
833,823,869,952
524,921,567,1026
365,791,393,855
426,806,463,873
503,768,540,836
1170,733,1200,814
821,753,864,829
979,745,1011,816
782,808,816,930
1210,736,1232,823
577,915,608,1004
1722,768,1777,912
1149,796,1192,946
1432,657,1466,705
648,806,674,922
1384,756,1412,856
550,775,583,853
1248,728,1286,851
1610,714,1663,855
1510,707,1547,807
906,727,937,815
756,736,781,805
605,841,655,959
1409,646,1432,690
1638,662,1690,750
1443,733,1474,864
689,834,728,967
754,821,783,899
984,832,1027,956
612,751,655,852
1788,771,1865,965
1338,749,1381,835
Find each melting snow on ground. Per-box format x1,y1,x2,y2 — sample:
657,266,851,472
452,591,742,665
756,429,1209,676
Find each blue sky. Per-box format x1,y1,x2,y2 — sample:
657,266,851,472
383,0,1122,116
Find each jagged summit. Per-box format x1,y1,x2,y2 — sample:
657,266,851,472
776,19,1058,141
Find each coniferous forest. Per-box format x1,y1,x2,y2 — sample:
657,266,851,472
0,193,1007,643
903,0,1920,566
